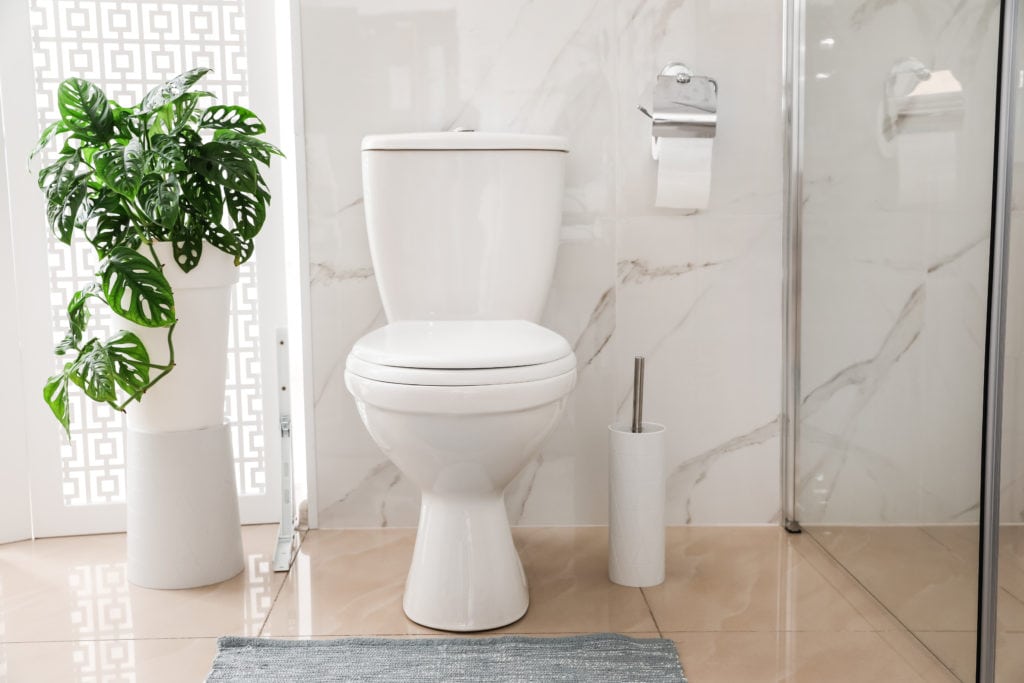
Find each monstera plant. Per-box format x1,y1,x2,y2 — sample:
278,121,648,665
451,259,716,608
32,67,281,434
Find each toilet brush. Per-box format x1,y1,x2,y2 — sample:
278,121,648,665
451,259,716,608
632,356,645,433
609,355,666,587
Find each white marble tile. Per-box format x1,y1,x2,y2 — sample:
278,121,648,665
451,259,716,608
615,0,784,216
300,0,786,526
613,214,783,524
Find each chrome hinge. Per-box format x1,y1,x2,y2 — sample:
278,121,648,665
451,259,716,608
280,414,291,438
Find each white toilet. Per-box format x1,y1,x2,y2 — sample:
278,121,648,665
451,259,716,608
344,131,577,632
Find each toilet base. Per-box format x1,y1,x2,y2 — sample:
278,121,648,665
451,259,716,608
403,493,529,631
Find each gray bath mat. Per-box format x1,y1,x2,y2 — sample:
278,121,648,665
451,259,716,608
207,633,687,682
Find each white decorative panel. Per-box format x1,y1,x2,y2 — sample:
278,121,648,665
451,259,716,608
28,0,266,504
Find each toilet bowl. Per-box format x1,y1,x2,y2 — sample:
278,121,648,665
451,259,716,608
347,131,573,631
345,320,576,630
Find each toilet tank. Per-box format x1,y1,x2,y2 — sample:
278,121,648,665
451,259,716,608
361,132,568,322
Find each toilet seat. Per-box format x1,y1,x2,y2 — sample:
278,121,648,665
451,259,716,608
347,320,576,387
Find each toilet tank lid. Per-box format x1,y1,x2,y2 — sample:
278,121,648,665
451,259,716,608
350,320,574,369
361,132,569,152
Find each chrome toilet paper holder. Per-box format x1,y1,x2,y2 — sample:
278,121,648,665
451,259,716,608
638,62,718,151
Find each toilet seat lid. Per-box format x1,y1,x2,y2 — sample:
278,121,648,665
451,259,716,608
350,320,573,369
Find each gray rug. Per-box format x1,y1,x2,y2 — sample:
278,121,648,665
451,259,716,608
207,633,687,682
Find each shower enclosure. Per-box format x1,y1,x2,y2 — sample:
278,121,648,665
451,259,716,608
785,0,1022,680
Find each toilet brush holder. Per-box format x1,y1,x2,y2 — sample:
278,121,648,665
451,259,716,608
608,421,666,587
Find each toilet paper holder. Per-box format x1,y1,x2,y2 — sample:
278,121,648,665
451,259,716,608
638,62,718,150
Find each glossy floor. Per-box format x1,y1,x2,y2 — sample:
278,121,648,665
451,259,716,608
0,525,962,682
810,525,1024,682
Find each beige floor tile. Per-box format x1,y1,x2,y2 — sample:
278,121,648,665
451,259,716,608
262,527,657,637
997,526,1024,606
810,527,981,632
918,631,1024,683
670,631,929,683
492,528,657,634
261,528,434,637
922,525,1024,631
642,528,873,632
874,630,961,682
0,638,217,683
262,631,663,640
788,533,904,631
0,525,284,642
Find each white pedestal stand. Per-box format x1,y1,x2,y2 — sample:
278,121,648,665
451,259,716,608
608,421,666,587
125,244,243,589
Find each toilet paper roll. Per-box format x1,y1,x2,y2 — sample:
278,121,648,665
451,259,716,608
654,137,713,210
896,131,956,207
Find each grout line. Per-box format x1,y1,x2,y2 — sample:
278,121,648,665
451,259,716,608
0,637,223,644
256,531,306,637
799,530,964,682
638,587,662,637
6,627,988,645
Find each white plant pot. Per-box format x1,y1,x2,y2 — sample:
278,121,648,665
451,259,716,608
127,425,243,588
124,242,243,589
126,243,239,433
608,422,666,588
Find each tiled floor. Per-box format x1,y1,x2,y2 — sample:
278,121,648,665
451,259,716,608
810,525,1024,682
0,524,963,682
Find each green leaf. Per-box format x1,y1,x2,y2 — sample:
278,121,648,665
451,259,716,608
139,173,181,229
85,191,137,257
180,173,223,221
149,134,187,172
112,106,147,141
46,175,89,244
43,371,71,436
30,120,70,162
56,287,96,355
105,331,151,395
199,105,266,134
235,235,254,265
139,67,212,114
188,142,258,193
159,91,207,134
254,173,271,203
99,246,175,327
57,78,113,142
212,130,283,165
41,153,89,243
68,340,117,403
93,139,144,198
38,153,76,190
172,228,203,273
204,222,252,266
224,189,266,239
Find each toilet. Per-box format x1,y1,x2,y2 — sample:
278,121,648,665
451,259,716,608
344,131,577,632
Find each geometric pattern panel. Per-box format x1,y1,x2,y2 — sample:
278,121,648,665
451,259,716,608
28,0,266,504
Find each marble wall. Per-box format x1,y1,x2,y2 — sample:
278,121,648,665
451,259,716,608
299,0,784,527
796,0,999,524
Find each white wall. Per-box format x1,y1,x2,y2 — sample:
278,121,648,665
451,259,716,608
0,83,33,543
299,0,784,527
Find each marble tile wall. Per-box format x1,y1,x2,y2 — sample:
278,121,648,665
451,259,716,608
796,0,999,524
298,0,784,527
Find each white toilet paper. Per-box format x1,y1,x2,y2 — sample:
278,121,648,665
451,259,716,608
654,137,713,210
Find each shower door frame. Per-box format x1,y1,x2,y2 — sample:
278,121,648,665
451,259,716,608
977,0,1018,679
779,0,1019,680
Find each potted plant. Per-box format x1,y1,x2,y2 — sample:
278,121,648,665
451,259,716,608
32,67,281,588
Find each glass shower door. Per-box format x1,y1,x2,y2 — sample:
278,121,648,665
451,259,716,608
793,0,1001,678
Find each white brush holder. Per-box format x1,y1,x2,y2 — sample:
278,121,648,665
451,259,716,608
608,421,666,587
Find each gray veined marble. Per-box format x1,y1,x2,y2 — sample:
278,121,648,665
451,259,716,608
302,0,785,527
